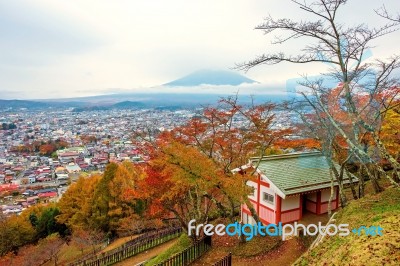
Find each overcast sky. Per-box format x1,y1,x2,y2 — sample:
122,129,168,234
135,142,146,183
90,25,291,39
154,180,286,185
0,0,399,99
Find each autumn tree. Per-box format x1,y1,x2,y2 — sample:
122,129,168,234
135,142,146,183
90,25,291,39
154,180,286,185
57,174,101,229
91,162,143,233
80,135,98,145
286,91,357,207
163,98,291,222
131,98,293,237
90,163,118,232
71,228,105,256
0,213,35,256
0,204,70,259
4,234,65,266
238,0,400,191
117,215,163,239
135,140,229,241
11,139,68,155
58,163,144,234
39,144,56,156
117,215,144,239
8,244,43,266
379,100,400,181
39,233,64,266
107,161,144,230
380,102,400,161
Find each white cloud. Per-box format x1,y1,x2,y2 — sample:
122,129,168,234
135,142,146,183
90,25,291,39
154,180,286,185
0,0,399,99
143,83,288,96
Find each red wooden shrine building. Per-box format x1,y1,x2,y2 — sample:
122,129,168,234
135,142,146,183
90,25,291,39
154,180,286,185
239,152,357,225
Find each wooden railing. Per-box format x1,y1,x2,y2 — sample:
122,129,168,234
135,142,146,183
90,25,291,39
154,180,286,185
212,253,232,266
155,235,212,266
68,227,182,266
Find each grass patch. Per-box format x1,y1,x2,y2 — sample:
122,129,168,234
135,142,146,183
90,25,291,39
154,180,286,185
298,234,316,249
145,234,192,265
51,242,103,265
295,187,400,266
371,215,382,223
330,235,346,250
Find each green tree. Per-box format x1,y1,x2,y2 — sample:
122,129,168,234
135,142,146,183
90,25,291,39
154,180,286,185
34,207,67,239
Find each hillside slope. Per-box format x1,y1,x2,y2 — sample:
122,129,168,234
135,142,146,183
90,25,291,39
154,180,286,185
295,187,400,266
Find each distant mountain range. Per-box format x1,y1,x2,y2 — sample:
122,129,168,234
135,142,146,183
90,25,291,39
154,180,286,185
164,69,257,86
71,101,146,112
0,69,292,110
0,93,291,111
0,100,85,109
0,100,50,109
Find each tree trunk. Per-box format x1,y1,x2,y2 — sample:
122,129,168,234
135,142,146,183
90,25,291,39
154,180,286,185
228,198,237,221
205,193,228,218
319,104,397,189
244,199,261,224
333,162,347,207
328,168,334,217
353,151,382,194
239,221,246,244
345,168,358,200
358,165,365,198
371,132,400,185
362,163,382,193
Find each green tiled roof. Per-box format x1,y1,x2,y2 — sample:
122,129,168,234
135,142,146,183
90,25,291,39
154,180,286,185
251,151,357,196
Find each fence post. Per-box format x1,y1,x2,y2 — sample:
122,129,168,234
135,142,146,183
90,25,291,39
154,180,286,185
205,235,212,246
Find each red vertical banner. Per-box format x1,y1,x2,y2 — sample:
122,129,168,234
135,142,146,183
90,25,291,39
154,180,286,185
275,194,282,223
316,191,322,214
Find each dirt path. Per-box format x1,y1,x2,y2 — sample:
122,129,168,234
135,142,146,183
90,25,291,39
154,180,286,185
193,238,306,266
234,238,306,266
114,238,178,266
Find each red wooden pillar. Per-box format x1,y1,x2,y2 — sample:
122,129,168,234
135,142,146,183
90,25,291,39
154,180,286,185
299,194,303,220
335,186,340,209
256,174,261,215
275,195,282,223
316,191,322,214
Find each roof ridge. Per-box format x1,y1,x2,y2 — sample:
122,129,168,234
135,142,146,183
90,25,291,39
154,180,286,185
250,151,322,162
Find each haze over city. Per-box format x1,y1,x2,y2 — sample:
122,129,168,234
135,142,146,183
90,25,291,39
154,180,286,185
1,0,400,99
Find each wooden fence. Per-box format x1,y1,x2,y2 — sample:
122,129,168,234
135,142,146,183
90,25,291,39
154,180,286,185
212,253,232,266
69,227,182,266
155,235,212,266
